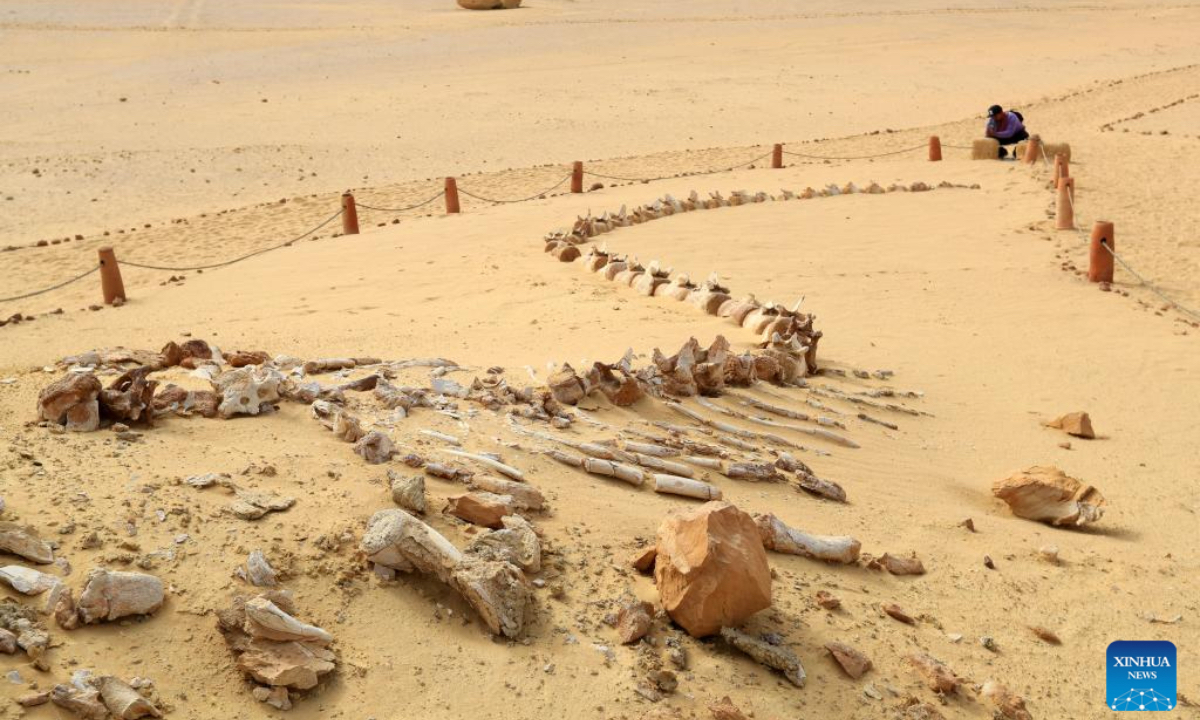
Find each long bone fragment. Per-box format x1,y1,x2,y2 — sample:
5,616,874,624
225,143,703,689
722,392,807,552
653,475,722,500
697,397,858,449
445,450,525,482
633,454,695,478
754,513,861,564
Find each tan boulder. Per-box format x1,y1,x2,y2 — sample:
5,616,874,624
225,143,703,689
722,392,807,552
992,466,1105,527
1044,411,1095,439
237,638,336,690
654,501,771,637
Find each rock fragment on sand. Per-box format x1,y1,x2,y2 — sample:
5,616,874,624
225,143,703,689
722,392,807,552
458,0,521,8
630,546,657,573
217,593,336,697
98,676,162,719
245,551,278,587
870,553,926,575
244,597,333,644
469,474,544,511
446,492,515,529
99,367,158,424
825,641,873,679
229,490,295,520
388,470,427,514
708,696,751,720
77,569,165,624
51,682,108,719
992,466,1105,527
981,680,1033,720
815,590,841,610
37,372,102,431
654,501,771,637
1044,411,1095,439
0,627,16,654
720,627,805,687
615,598,654,644
0,523,55,564
883,603,916,625
465,515,541,573
907,652,963,694
353,431,396,464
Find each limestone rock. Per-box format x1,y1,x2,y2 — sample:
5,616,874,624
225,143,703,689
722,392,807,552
457,0,521,8
992,466,1105,527
654,501,772,637
77,569,165,623
0,523,55,564
1044,412,1095,439
37,372,102,431
450,557,532,638
615,599,654,644
98,676,161,719
237,638,336,690
229,490,295,520
447,491,515,529
630,547,657,573
825,642,872,679
212,366,283,418
388,470,427,514
354,431,396,464
466,515,541,572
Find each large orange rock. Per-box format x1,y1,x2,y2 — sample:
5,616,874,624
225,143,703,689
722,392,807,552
654,501,771,637
992,466,1105,527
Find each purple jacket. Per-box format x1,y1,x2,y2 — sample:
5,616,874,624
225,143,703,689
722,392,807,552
987,111,1025,139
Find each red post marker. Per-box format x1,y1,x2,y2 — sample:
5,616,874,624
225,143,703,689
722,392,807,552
97,247,126,305
928,136,942,162
1088,221,1115,283
1055,177,1075,230
1022,134,1041,164
1054,153,1070,185
772,144,783,169
445,177,461,214
571,161,583,194
341,192,359,235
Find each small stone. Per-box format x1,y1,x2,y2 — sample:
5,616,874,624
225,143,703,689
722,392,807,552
825,642,873,679
814,590,841,610
1044,412,1095,439
883,603,916,625
615,599,654,644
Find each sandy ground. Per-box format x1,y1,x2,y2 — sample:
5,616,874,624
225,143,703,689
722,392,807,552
2,2,1200,719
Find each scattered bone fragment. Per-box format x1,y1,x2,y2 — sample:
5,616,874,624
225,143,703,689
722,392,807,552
245,597,333,644
794,472,847,502
870,553,926,575
0,628,16,654
153,384,219,418
77,569,164,624
708,696,751,720
1037,545,1060,563
469,474,544,511
302,358,356,374
332,410,365,442
353,431,396,464
883,603,916,625
683,456,724,471
418,429,460,446
0,523,55,564
981,680,1033,720
37,372,102,431
548,364,587,405
217,593,336,698
653,474,722,500
634,454,694,477
582,457,646,486
465,515,541,572
615,598,655,644
99,367,158,424
1043,411,1095,439
245,551,278,587
825,642,873,679
212,366,283,418
446,450,525,481
229,490,295,520
446,492,515,529
725,462,783,482
1029,625,1061,644
51,682,108,719
623,441,679,457
907,653,963,694
98,676,162,719
753,513,861,564
424,462,473,482
992,466,1105,527
388,470,427,514
720,627,805,687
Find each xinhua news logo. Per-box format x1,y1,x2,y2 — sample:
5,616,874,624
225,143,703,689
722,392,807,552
1107,641,1177,712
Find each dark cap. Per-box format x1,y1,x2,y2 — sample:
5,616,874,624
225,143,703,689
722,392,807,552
988,105,1003,117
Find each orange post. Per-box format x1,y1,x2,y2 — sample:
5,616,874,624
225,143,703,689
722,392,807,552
772,144,783,169
1053,153,1070,185
1022,134,1041,164
1055,177,1075,230
445,177,461,214
97,247,126,305
341,192,359,235
928,136,942,162
1088,221,1115,283
571,161,583,194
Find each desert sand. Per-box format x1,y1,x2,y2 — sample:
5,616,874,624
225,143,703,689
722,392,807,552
2,1,1199,719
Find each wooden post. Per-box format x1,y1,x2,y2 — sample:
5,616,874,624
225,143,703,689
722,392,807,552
571,161,583,193
928,136,942,162
1088,221,1115,283
445,177,460,214
97,247,126,305
341,192,359,235
1055,178,1075,230
771,144,783,169
1022,134,1041,164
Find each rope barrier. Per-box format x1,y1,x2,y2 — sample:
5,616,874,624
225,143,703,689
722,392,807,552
121,208,344,272
1038,144,1200,321
585,149,778,184
357,191,446,213
457,173,573,204
0,265,101,304
781,143,927,161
